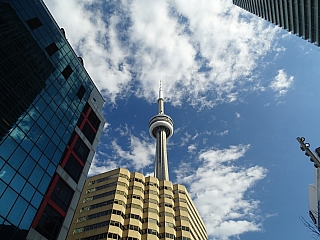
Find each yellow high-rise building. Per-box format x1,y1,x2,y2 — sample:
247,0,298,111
67,82,207,239
67,168,207,240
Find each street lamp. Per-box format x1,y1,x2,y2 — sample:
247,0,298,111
296,137,320,168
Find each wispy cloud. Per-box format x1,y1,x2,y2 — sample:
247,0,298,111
90,133,155,175
270,69,294,96
44,0,279,107
187,144,197,153
111,135,155,170
175,145,267,239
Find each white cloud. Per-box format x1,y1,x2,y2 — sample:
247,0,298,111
216,130,229,136
270,69,294,96
88,153,119,176
44,0,279,107
175,145,267,239
236,112,241,118
187,144,197,153
89,134,155,175
111,135,155,171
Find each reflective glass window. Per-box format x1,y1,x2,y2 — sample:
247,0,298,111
44,124,54,138
19,205,36,230
88,110,101,130
38,154,50,170
38,173,50,194
0,137,18,159
64,154,83,183
28,123,41,143
50,178,74,212
26,17,42,30
7,197,28,225
46,163,56,176
50,114,62,129
20,113,36,131
35,132,49,150
0,179,6,196
29,164,44,188
10,173,25,193
73,136,89,163
76,85,85,100
36,116,47,129
81,122,96,143
0,164,15,184
0,157,3,169
62,65,73,80
35,97,47,113
21,182,35,201
20,138,34,152
44,141,56,159
45,42,58,56
30,145,41,162
43,106,54,122
9,127,25,144
8,147,27,170
56,122,66,138
0,187,18,217
62,130,71,145
31,191,43,208
35,204,64,240
19,156,36,179
51,149,62,166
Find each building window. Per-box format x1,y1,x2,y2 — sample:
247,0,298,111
81,122,96,143
159,233,175,239
142,229,159,236
26,17,42,30
76,85,86,99
87,110,100,130
45,43,59,56
50,178,74,212
81,232,121,240
125,213,143,222
143,218,158,225
124,224,142,234
64,154,83,182
35,205,64,240
61,65,73,80
73,137,90,163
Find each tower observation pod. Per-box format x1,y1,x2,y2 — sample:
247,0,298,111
149,81,174,181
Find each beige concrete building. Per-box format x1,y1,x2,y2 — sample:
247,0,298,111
67,168,207,240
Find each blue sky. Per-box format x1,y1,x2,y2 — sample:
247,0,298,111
45,0,320,239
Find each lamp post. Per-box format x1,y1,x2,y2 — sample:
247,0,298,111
296,137,320,168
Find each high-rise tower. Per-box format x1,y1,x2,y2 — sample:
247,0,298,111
149,82,174,181
67,82,208,240
233,0,320,46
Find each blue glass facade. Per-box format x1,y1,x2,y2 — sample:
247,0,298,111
0,0,105,239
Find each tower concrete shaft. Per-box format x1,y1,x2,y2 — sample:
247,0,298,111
149,82,174,181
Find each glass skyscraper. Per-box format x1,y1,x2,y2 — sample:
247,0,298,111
0,0,106,239
233,0,320,46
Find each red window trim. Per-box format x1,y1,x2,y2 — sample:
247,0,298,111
31,175,66,228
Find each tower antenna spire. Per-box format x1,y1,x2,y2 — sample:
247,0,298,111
149,80,174,181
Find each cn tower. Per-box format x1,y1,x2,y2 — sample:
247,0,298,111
149,81,174,181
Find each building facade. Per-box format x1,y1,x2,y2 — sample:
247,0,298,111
233,0,320,46
0,0,106,239
67,168,207,240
